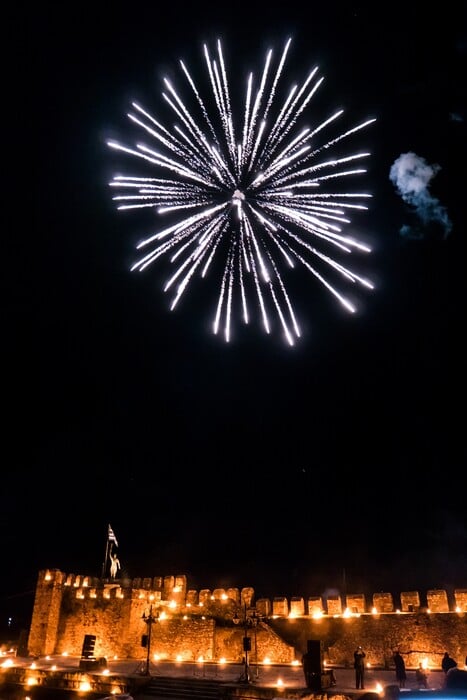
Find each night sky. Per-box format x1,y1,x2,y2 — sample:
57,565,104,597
4,3,466,637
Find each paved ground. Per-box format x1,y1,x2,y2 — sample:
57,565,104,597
7,655,451,697
139,660,446,695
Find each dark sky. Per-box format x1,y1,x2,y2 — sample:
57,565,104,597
4,3,466,635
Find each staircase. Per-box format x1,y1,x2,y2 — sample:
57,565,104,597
141,675,228,699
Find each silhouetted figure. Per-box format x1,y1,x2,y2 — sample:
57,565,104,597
445,667,467,690
442,652,457,674
393,650,407,688
354,646,366,689
415,663,429,688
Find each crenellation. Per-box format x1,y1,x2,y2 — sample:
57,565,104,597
454,589,467,611
290,597,305,617
400,591,421,612
373,592,394,612
327,596,342,615
199,589,211,606
226,588,240,604
346,593,366,613
427,588,449,612
163,575,176,598
256,598,271,617
212,588,226,600
272,597,289,617
240,587,254,608
186,589,198,606
307,597,324,616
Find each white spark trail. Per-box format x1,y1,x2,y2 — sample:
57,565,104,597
108,37,376,344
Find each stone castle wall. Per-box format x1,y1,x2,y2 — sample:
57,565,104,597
27,569,467,668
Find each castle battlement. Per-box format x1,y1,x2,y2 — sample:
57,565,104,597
40,569,467,615
27,570,467,668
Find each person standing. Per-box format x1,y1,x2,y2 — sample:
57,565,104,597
415,663,429,688
442,652,457,674
393,650,407,688
354,645,366,689
110,551,120,579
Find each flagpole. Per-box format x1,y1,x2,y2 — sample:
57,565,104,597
101,528,110,579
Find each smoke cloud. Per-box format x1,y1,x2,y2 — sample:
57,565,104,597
389,152,452,240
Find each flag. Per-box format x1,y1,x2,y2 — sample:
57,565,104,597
108,524,119,547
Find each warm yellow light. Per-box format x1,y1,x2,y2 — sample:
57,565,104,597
376,682,383,693
51,665,57,671
262,657,272,665
149,594,155,601
221,593,228,600
312,611,324,619
176,655,183,662
30,663,36,669
173,586,181,593
372,607,378,614
288,612,297,619
183,615,188,620
153,654,160,661
26,677,38,686
291,659,300,666
427,608,431,614
187,603,192,607
218,657,226,665
45,656,51,660
169,600,177,608
197,655,204,663
343,608,352,618
422,659,429,669
1,659,14,668
61,652,68,657
102,669,110,675
210,595,215,600
276,677,284,687
79,681,92,691
44,573,52,581
159,611,167,620
396,609,401,614
456,606,461,613
113,655,118,660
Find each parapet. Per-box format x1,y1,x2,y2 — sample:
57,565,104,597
35,570,467,615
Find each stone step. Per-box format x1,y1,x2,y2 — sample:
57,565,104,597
143,675,226,699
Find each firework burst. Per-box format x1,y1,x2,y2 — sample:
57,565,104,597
108,37,376,345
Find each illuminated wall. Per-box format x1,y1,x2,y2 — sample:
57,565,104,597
27,570,467,668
